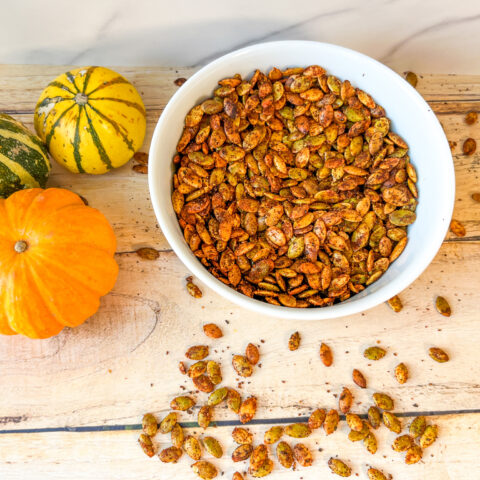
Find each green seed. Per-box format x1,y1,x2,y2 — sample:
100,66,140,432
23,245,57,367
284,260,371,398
159,412,177,433
429,347,449,363
409,416,427,438
227,389,241,413
232,355,253,377
142,413,158,437
206,360,222,385
392,434,413,452
171,422,184,448
348,421,369,442
191,460,218,479
203,436,223,458
368,406,381,429
364,346,386,360
186,345,209,360
264,426,284,444
170,396,195,411
208,387,229,406
285,423,311,438
364,431,377,454
276,441,294,469
420,424,438,448
184,435,202,460
373,392,394,411
367,467,388,480
383,411,402,434
188,361,207,378
138,433,154,457
328,458,352,477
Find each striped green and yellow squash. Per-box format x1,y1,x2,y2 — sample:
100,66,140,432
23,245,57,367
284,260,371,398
0,113,51,198
34,66,146,174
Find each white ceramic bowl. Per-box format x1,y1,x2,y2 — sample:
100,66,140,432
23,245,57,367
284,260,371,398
149,40,454,320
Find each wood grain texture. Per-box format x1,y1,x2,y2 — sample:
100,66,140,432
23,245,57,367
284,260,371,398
0,413,478,480
0,66,478,478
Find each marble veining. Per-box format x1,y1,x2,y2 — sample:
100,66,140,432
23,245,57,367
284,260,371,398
1,0,478,73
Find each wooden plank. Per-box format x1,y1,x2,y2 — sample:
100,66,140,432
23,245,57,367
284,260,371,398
0,242,478,430
0,413,477,480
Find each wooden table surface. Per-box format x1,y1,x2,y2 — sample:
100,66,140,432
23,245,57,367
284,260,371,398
0,66,479,480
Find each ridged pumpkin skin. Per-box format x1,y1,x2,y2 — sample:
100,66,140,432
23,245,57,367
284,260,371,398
34,66,146,174
0,188,118,339
0,113,51,198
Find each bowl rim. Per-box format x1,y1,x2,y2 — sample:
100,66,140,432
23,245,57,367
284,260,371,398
148,40,455,320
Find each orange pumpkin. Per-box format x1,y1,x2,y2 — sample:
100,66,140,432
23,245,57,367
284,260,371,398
0,188,118,339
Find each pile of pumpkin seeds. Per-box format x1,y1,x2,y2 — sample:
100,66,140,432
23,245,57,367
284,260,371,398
138,316,449,479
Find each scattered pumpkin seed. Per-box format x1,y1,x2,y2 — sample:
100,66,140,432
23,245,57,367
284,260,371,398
339,387,353,413
171,395,195,411
373,392,394,411
392,434,413,452
208,387,228,406
232,427,253,444
198,405,212,429
135,247,159,260
346,413,363,432
463,137,476,155
245,343,260,365
405,71,418,87
395,363,409,384
159,446,183,463
409,416,427,438
138,433,155,457
159,412,177,433
232,443,253,462
449,219,466,238
420,424,438,448
364,431,378,454
250,444,268,470
324,409,340,435
186,345,209,360
232,355,253,377
308,408,326,430
285,423,311,438
239,396,257,424
364,346,386,361
184,435,202,460
352,369,367,388
233,472,244,480
227,388,242,413
368,406,381,429
264,425,284,444
188,361,207,378
276,441,294,468
429,347,449,363
293,443,313,467
171,422,184,448
192,460,218,479
288,331,301,351
328,458,352,477
249,458,273,477
387,295,403,312
203,436,223,458
206,360,222,385
348,421,370,441
383,411,402,434
320,342,333,366
405,445,423,465
203,323,223,338
142,413,157,437
367,467,388,480
465,111,478,125
187,280,203,298
436,295,452,316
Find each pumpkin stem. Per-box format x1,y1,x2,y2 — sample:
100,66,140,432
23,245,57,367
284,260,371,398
74,93,88,105
14,240,28,253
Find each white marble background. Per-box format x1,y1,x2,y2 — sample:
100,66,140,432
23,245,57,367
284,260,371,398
2,0,479,72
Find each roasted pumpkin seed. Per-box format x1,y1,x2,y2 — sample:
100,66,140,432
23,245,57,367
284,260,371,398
328,458,352,477
208,387,228,406
171,395,195,411
198,405,212,429
142,413,158,437
276,441,294,468
373,392,394,411
429,347,449,363
405,71,418,87
245,343,260,365
368,406,381,430
264,425,284,444
463,137,476,155
249,458,273,477
192,460,218,479
232,443,253,462
308,408,326,430
348,421,370,441
293,443,313,466
250,444,268,469
285,423,311,438
159,412,177,433
185,435,202,460
387,295,403,312
395,362,409,384
450,219,466,238
232,355,253,377
346,413,363,432
405,445,423,465
203,323,223,338
159,446,183,463
136,247,159,260
320,342,333,366
186,345,209,360
409,416,427,438
367,467,388,480
364,346,386,361
465,111,478,124
232,427,253,444
171,422,184,448
364,431,377,454
227,388,241,413
383,411,402,434
420,424,438,448
324,409,339,435
203,436,223,458
138,433,155,457
352,369,367,388
288,331,301,351
239,396,257,424
392,434,413,452
189,361,207,378
339,387,353,413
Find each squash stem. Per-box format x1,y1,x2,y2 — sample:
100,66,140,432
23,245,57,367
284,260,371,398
14,240,28,253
